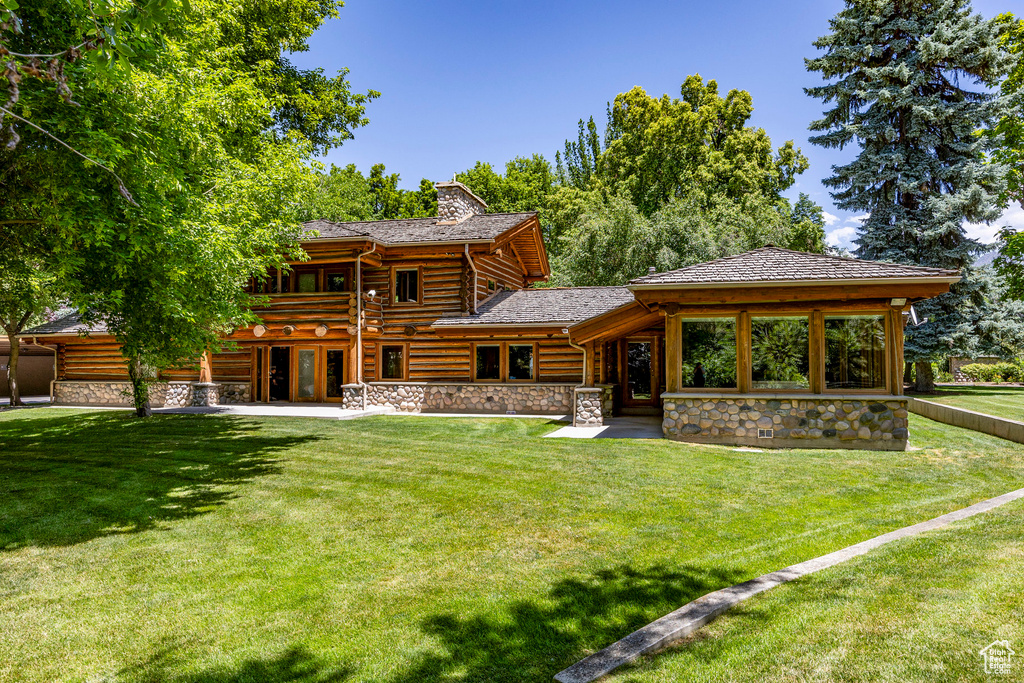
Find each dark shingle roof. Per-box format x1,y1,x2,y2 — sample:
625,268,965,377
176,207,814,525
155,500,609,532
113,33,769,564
22,312,107,336
630,247,960,286
304,212,536,244
431,287,635,327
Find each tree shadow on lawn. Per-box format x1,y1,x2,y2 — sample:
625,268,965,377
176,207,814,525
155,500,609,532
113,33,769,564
386,563,754,683
121,643,354,683
0,412,321,551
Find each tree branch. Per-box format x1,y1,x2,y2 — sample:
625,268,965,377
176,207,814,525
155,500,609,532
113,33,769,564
0,105,138,206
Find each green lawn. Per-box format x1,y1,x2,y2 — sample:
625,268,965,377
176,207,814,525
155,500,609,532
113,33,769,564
1,408,1022,683
918,385,1024,422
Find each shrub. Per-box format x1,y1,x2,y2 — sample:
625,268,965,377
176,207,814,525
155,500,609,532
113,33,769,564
959,362,1022,383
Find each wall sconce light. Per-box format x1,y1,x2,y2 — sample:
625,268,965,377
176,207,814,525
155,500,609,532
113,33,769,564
890,297,907,307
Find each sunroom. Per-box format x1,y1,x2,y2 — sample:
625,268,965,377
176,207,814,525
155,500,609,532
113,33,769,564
578,247,960,450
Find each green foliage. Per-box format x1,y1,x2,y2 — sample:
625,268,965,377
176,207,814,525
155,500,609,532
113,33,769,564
751,318,809,386
806,0,1012,366
367,163,436,219
551,191,825,286
299,163,372,223
2,0,375,414
958,362,1023,383
456,154,555,214
557,76,809,217
992,13,1024,210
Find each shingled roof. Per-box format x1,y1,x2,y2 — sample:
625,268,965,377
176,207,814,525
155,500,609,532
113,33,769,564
23,312,107,337
630,246,960,287
304,212,536,244
431,287,635,327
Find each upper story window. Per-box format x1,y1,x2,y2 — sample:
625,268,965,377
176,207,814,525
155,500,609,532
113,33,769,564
395,268,420,303
296,272,317,293
326,272,350,292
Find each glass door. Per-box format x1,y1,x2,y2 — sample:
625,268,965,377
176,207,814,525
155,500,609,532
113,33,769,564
269,347,290,402
623,338,659,407
293,346,318,402
324,348,346,402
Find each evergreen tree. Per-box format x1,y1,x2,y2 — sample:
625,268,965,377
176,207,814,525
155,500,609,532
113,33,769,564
806,0,1012,391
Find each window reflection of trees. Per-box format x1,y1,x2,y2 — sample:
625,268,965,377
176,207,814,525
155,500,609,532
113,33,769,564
825,316,885,389
751,317,809,389
680,319,736,388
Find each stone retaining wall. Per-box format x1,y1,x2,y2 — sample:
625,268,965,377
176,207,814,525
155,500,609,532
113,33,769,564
662,394,909,450
365,382,573,414
909,397,1024,444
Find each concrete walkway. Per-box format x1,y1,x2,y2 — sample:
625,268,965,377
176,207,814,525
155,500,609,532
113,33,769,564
544,416,664,439
153,403,394,419
554,486,1024,683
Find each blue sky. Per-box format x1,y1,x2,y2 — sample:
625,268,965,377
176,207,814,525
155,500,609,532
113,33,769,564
290,0,1023,250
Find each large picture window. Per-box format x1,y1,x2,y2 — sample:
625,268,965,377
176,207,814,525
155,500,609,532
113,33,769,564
751,316,810,390
825,315,886,390
475,345,501,381
679,318,737,389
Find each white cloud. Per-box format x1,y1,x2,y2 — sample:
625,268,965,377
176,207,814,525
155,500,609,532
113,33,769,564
826,225,859,249
850,214,870,224
822,211,839,227
965,205,1024,244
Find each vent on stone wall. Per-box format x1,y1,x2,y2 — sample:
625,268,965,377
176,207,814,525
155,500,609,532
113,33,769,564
757,428,774,439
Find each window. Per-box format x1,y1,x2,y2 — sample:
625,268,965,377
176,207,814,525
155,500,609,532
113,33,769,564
395,269,419,303
269,272,290,294
508,344,534,381
679,318,737,389
297,272,317,293
380,345,405,380
475,345,501,381
487,279,496,292
326,272,349,292
825,315,886,390
296,348,316,399
750,316,810,390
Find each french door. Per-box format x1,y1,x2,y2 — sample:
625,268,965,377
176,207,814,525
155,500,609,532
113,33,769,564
622,337,661,408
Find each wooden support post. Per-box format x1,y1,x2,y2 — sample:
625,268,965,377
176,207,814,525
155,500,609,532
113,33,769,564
890,308,906,396
810,310,825,394
598,343,608,385
737,312,751,393
348,338,359,385
664,312,680,393
199,349,213,383
584,341,595,386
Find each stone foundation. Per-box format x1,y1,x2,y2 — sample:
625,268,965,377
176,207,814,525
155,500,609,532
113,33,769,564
340,384,365,411
662,394,909,450
52,380,251,408
365,382,573,414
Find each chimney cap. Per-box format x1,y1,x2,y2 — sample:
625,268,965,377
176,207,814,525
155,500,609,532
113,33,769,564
648,266,657,275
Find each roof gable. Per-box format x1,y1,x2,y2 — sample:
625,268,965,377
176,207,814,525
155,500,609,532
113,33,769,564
630,247,960,287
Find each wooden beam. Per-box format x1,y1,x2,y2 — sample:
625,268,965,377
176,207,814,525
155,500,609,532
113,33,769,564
632,282,953,307
737,312,751,393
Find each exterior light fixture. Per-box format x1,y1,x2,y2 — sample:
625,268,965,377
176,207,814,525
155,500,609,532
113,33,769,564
562,328,570,334
890,297,907,307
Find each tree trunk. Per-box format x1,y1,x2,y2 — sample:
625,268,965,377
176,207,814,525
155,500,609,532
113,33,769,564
904,361,913,389
127,356,152,418
5,331,21,407
914,360,935,393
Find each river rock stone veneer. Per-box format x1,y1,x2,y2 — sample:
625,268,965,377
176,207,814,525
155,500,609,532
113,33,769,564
662,396,909,450
365,382,573,414
52,380,250,407
574,387,610,427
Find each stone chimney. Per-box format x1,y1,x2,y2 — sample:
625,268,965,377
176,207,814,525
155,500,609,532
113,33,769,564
435,180,487,224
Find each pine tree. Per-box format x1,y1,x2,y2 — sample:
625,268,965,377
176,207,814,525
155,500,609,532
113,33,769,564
806,0,1012,391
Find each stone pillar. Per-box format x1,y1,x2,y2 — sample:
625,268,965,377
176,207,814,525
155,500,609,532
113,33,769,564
341,384,365,411
191,382,220,407
574,387,605,427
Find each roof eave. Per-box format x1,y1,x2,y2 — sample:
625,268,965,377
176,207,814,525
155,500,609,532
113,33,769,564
627,275,962,290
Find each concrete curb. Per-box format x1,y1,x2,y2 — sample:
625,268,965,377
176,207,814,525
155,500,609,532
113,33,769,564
908,397,1024,445
554,487,1024,683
